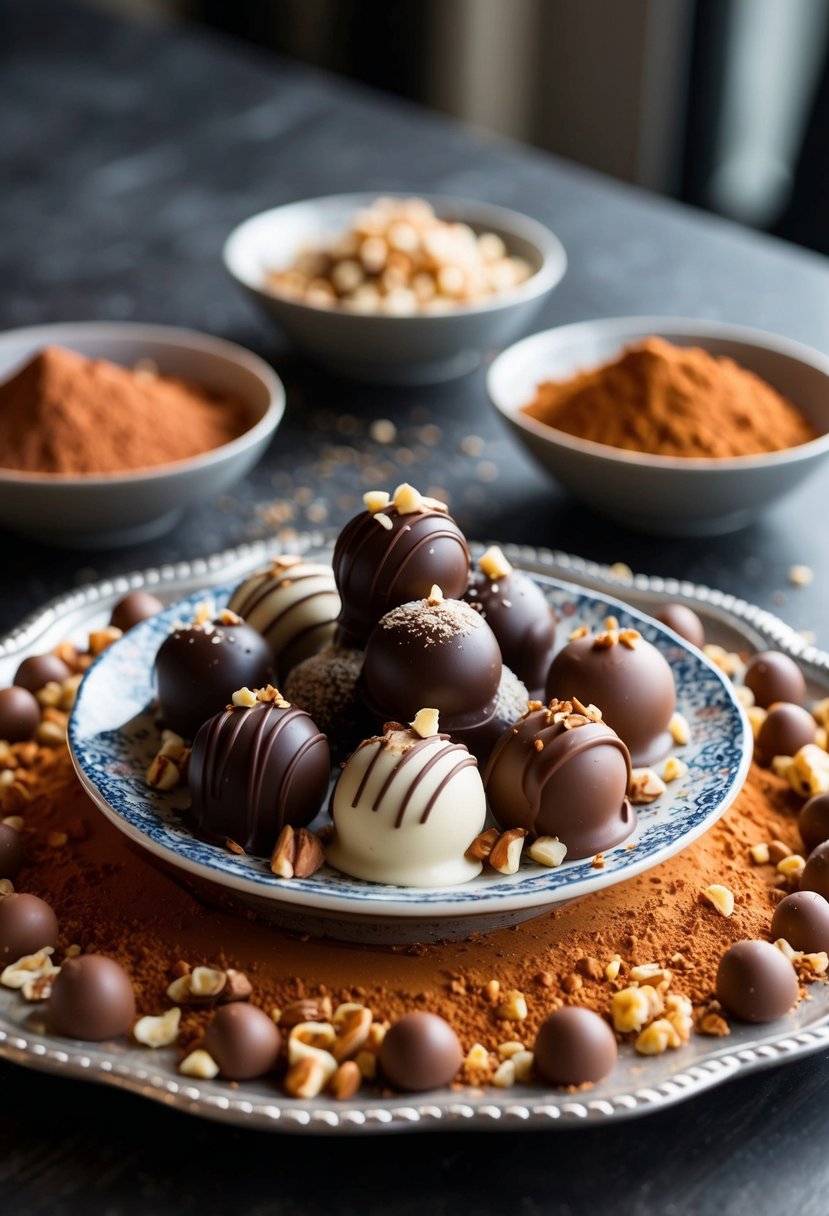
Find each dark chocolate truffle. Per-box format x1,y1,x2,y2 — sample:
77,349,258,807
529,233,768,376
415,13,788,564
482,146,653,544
203,1002,281,1080
464,548,556,691
533,1006,618,1087
155,612,273,739
755,702,817,766
484,699,635,858
716,940,798,1023
0,893,58,963
799,793,829,854
48,954,135,1041
282,645,371,763
0,686,40,743
110,590,164,633
0,823,24,881
13,653,71,695
189,691,330,855
379,1011,462,1092
770,891,829,954
800,841,829,902
333,493,470,645
656,603,705,650
545,626,676,766
744,651,806,709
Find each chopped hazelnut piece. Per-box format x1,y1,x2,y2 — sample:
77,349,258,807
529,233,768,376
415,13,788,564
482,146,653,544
611,986,654,1034
749,842,771,865
605,956,622,982
232,687,258,708
465,827,500,862
133,1007,181,1048
787,745,829,797
662,756,688,783
328,1060,361,1100
669,712,691,746
427,584,444,606
363,490,391,514
630,769,667,804
701,884,735,917
635,1017,682,1056
410,707,439,739
528,836,568,868
393,482,424,515
374,512,393,531
478,545,512,580
776,854,805,881
488,829,527,875
270,824,297,878
179,1049,219,1080
495,989,528,1021
491,1059,516,1088
747,706,768,739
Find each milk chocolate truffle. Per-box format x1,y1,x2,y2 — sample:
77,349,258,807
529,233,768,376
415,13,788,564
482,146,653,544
0,823,24,881
228,556,340,680
656,603,706,650
333,486,470,645
48,954,135,1041
379,1011,463,1092
464,546,556,691
744,651,806,709
203,1002,281,1081
771,891,829,954
189,687,330,855
755,702,817,766
799,793,829,854
484,699,635,858
716,940,798,1023
0,893,58,962
282,645,371,763
13,653,71,695
327,715,486,886
0,686,40,743
109,590,164,633
800,841,829,902
534,1006,618,1087
155,611,273,739
545,625,676,766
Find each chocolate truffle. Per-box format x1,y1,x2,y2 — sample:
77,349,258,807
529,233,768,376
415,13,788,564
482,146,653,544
333,487,470,645
656,603,706,650
533,1006,618,1087
464,546,556,691
48,954,135,1041
755,702,817,766
800,841,829,902
545,625,676,766
799,793,829,854
0,686,40,743
379,1011,463,1092
189,688,330,855
282,645,371,763
228,556,340,680
0,823,24,881
484,699,635,858
770,891,829,954
13,653,71,695
744,651,806,709
0,892,58,963
715,940,798,1023
155,611,273,739
327,716,486,887
109,590,164,633
203,1002,281,1081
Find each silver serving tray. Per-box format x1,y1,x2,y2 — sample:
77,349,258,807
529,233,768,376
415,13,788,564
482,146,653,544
1,535,827,1134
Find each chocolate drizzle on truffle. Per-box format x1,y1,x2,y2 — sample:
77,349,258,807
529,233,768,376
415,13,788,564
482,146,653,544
353,729,476,827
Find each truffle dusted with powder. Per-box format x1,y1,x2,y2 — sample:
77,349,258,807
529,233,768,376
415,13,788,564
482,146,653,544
464,545,556,692
282,645,371,763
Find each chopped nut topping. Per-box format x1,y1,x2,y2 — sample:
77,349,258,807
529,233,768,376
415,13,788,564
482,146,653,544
604,616,620,631
134,1007,181,1048
465,827,500,862
605,956,622,982
619,629,640,650
0,879,13,898
635,1017,682,1056
528,836,568,868
696,1006,730,1037
630,769,667,804
776,853,806,881
146,752,183,791
478,545,512,580
374,512,393,531
496,1040,525,1059
611,986,654,1034
88,626,122,656
328,1060,361,1100
512,1050,534,1083
427,584,444,606
179,1049,219,1079
662,756,688,783
232,687,258,708
488,829,527,875
703,644,746,679
786,745,829,797
293,829,326,878
802,952,829,975
484,979,501,1003
591,853,606,869
491,1059,516,1088
284,1054,333,1099
495,989,528,1021
813,699,829,732
289,1020,337,1054
332,1006,372,1062
772,754,795,781
629,963,672,988
768,840,793,864
464,1042,492,1075
393,482,424,515
701,884,735,917
735,684,756,709
410,707,439,739
166,966,227,1005
279,997,334,1027
568,625,590,641
749,842,771,865
669,712,691,747
1,948,58,991
270,824,297,878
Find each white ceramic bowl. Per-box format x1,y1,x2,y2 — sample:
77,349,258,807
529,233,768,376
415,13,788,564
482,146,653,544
223,192,567,383
0,322,284,548
488,317,829,536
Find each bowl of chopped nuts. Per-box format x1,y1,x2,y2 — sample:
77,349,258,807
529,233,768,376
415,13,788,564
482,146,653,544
223,193,566,384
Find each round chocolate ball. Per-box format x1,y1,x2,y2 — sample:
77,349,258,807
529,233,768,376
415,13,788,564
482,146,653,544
110,590,164,633
755,702,817,767
0,686,40,743
0,893,58,963
744,651,806,709
534,1006,618,1087
771,891,829,954
799,793,829,854
800,841,829,902
0,823,24,881
464,565,556,692
49,954,135,1041
203,1002,281,1080
656,603,706,650
13,653,71,695
716,940,798,1023
379,1011,463,1092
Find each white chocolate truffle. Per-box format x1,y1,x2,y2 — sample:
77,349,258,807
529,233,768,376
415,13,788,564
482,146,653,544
327,722,486,887
228,557,340,679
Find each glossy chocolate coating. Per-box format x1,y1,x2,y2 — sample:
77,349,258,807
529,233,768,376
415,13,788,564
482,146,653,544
655,603,706,649
771,891,829,954
334,504,470,644
464,567,556,691
109,590,165,633
545,631,676,766
203,1002,281,1080
800,841,829,901
715,940,798,1023
534,1006,618,1087
283,645,372,763
0,823,24,880
755,702,817,766
0,893,58,963
13,653,71,695
189,700,330,855
155,617,273,739
484,703,635,858
49,954,135,1041
379,1011,462,1092
744,651,806,709
799,793,829,854
0,686,40,743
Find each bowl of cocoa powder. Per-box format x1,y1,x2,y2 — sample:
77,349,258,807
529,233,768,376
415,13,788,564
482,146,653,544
0,323,284,548
488,317,829,536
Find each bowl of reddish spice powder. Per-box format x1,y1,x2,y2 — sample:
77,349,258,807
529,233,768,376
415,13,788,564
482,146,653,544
0,322,284,547
488,317,829,536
